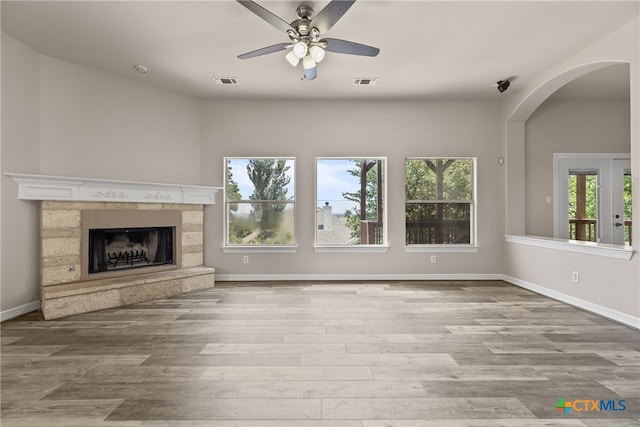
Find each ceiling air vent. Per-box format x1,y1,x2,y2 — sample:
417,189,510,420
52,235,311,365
353,78,378,85
214,77,239,85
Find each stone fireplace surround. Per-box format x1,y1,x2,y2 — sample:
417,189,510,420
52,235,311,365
7,173,221,320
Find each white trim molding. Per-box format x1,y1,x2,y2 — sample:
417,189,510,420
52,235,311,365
215,273,502,281
502,274,639,330
405,245,479,253
314,245,390,253
5,173,222,205
1,300,40,322
222,246,298,254
505,234,634,260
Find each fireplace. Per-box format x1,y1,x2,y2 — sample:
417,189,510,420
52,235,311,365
81,209,182,281
7,173,221,319
88,226,175,274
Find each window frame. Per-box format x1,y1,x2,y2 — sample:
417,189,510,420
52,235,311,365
222,157,297,253
314,157,389,253
404,156,478,253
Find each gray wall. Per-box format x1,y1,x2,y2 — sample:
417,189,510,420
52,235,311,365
1,35,41,311
199,99,505,278
38,55,202,184
525,99,630,237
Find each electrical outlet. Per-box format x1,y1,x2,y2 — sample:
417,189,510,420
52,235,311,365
243,256,249,264
572,271,580,283
430,255,437,264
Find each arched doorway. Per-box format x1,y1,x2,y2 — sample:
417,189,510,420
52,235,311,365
505,61,631,241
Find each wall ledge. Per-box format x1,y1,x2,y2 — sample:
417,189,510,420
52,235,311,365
505,234,634,260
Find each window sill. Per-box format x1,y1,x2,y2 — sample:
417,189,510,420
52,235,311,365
222,245,298,254
404,245,479,253
504,235,634,261
314,245,390,254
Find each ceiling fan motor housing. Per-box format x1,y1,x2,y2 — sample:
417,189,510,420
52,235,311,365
289,5,315,39
296,5,313,19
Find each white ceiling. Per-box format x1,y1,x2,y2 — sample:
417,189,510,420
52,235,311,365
2,1,637,100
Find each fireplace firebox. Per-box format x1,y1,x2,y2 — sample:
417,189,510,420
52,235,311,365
81,209,182,281
88,226,174,274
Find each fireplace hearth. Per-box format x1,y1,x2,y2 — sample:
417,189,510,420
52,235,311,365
38,203,215,319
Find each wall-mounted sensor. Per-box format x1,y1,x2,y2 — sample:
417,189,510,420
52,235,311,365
496,80,510,93
133,64,150,74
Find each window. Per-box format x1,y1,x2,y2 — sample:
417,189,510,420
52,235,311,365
568,170,599,242
316,158,386,247
225,158,295,247
405,158,475,246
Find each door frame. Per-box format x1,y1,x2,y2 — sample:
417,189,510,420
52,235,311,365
554,153,631,245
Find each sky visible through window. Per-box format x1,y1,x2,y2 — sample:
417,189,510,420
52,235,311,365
227,159,364,216
316,159,362,215
227,158,295,216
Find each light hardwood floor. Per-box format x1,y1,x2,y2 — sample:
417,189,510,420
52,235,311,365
1,280,639,426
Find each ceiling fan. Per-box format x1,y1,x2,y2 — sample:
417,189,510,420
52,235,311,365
236,0,380,80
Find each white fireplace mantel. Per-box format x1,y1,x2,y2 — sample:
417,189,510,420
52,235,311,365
6,173,222,205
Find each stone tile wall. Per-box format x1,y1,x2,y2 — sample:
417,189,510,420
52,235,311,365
39,201,213,319
41,201,204,286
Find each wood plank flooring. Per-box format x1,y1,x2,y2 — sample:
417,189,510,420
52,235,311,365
2,280,639,426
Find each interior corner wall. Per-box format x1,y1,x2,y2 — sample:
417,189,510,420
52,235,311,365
38,55,202,185
1,33,41,312
199,99,505,279
525,99,631,237
1,35,203,315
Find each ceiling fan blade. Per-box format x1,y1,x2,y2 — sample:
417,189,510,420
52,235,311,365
322,38,380,57
236,0,296,34
310,0,356,34
238,43,290,59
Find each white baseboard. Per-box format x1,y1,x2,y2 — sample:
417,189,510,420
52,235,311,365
5,276,636,330
215,273,503,282
1,300,40,322
501,274,640,330
216,273,639,330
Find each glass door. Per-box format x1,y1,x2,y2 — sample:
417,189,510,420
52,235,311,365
555,154,631,246
612,159,632,246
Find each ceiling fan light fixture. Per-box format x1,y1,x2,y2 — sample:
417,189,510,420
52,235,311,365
303,65,318,81
309,45,325,63
285,50,301,67
292,41,308,58
303,55,316,70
